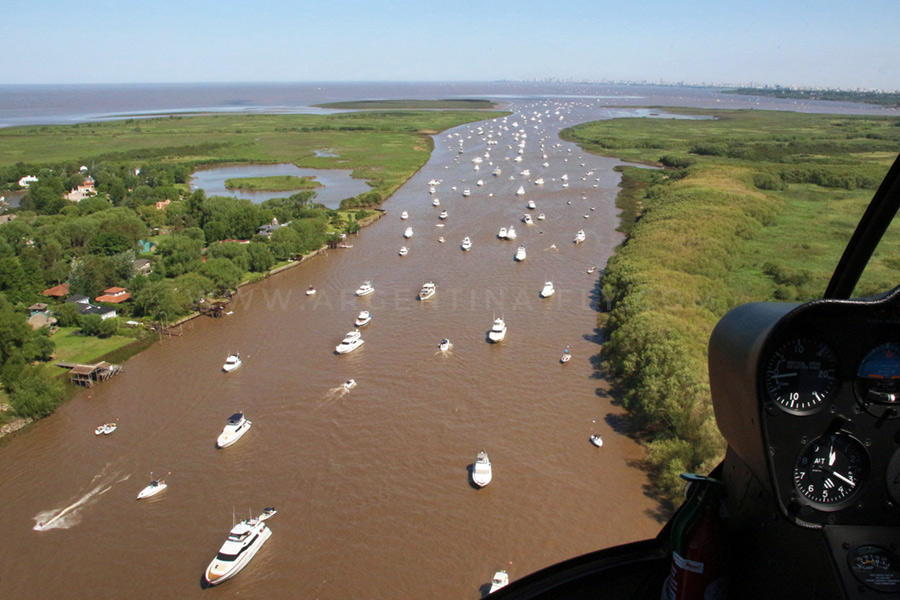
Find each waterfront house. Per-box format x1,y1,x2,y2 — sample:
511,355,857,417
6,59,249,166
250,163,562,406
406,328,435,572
66,294,117,320
95,287,131,304
65,177,96,201
18,175,38,188
42,283,70,298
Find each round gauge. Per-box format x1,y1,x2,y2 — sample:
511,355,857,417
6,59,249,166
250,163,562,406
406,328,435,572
793,433,869,508
849,545,900,593
856,342,900,413
764,337,840,415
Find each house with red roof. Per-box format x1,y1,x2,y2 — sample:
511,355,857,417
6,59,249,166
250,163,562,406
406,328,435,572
95,287,131,304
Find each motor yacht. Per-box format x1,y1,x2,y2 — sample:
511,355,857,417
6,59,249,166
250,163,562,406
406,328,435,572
355,310,372,327
461,237,472,251
498,226,508,239
438,236,445,243
534,178,544,185
355,281,375,296
216,412,252,449
526,199,536,209
417,281,436,301
492,167,501,176
335,330,364,354
439,210,448,220
540,281,555,298
462,189,471,197
573,230,586,244
223,353,242,373
515,246,527,262
432,197,440,206
204,517,272,586
537,213,545,221
398,246,409,256
516,186,525,196
306,285,316,296
439,338,451,352
490,570,510,593
137,474,167,500
522,213,533,225
400,211,409,220
590,434,604,448
472,451,492,487
506,226,517,240
404,226,414,239
343,379,356,391
488,317,507,343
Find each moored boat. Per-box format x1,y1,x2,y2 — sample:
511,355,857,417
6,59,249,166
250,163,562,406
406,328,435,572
573,230,586,244
439,210,448,220
487,317,507,343
514,246,526,262
400,210,409,220
526,199,536,209
95,422,117,435
560,347,571,363
355,310,372,327
223,353,242,373
439,338,451,352
306,285,316,296
540,281,555,298
216,412,252,449
417,281,436,301
335,330,365,354
461,237,472,251
522,213,533,224
204,516,272,586
399,246,409,256
355,281,375,296
506,226,517,240
590,434,604,447
404,226,414,239
490,570,510,593
472,451,492,487
498,226,508,239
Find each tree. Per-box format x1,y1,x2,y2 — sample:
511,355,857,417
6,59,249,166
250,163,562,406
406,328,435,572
87,231,134,256
206,241,249,272
203,221,227,244
246,242,274,272
156,235,203,277
55,302,81,327
9,365,65,419
98,317,118,338
0,257,34,303
80,314,103,336
68,255,117,298
198,257,242,295
268,226,301,261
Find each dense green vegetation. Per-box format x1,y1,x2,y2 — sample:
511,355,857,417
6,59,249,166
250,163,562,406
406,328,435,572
314,99,499,110
0,109,506,429
722,87,900,108
224,175,322,191
562,109,900,500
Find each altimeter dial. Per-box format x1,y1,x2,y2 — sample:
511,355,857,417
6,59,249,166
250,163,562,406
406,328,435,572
793,433,869,509
765,337,839,415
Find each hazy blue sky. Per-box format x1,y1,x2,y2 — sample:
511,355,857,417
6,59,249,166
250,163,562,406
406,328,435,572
5,0,897,89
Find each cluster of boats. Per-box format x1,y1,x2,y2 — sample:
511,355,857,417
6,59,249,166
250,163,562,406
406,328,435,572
94,422,117,435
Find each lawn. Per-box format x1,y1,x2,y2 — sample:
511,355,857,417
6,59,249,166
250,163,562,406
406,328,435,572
51,327,137,364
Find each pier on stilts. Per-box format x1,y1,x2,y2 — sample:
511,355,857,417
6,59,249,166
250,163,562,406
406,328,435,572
56,362,124,387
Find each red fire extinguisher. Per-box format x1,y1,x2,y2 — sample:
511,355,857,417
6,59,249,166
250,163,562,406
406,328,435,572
663,473,728,600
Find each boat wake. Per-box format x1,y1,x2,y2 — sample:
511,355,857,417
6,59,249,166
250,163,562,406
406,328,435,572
33,469,130,531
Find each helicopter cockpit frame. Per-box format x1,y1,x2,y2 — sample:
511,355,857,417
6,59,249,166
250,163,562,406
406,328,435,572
486,155,900,600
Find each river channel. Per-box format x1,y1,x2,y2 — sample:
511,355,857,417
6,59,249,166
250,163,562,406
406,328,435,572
0,99,666,599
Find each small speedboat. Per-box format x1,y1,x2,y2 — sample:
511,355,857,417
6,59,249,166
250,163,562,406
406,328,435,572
343,379,357,391
306,285,316,296
404,226,414,239
514,246,526,262
590,434,604,448
506,226,517,240
526,199,536,209
439,338,451,352
217,412,252,449
498,226,508,239
573,230,586,244
438,237,445,243
472,451,492,487
490,570,510,593
439,210,448,220
587,266,596,274
223,353,242,373
516,186,525,196
400,211,409,220
355,310,372,327
461,237,472,251
399,246,409,256
204,517,271,586
560,347,571,363
540,281,555,298
259,507,277,521
137,474,167,500
522,213,533,225
537,213,545,221
355,281,375,296
488,317,507,343
95,422,116,435
335,331,365,354
417,281,436,301
433,197,440,207
462,189,471,197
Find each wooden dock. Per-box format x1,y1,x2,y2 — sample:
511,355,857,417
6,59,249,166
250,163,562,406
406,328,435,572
56,362,123,387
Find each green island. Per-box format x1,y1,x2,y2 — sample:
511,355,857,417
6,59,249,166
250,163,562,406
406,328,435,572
224,175,323,191
722,87,900,108
314,99,499,110
0,108,507,432
561,108,900,502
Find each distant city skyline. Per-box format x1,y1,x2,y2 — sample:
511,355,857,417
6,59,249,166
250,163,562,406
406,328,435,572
5,0,898,91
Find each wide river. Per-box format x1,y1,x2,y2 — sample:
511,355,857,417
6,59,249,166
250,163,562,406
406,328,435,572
3,99,683,599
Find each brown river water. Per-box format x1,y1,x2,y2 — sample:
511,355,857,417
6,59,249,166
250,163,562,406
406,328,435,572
0,99,665,599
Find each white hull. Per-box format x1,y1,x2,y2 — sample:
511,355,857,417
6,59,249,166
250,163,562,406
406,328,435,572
217,415,252,449
335,338,365,354
137,480,167,500
205,521,271,586
472,452,492,487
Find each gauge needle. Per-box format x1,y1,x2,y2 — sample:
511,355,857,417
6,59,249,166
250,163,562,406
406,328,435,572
829,446,836,466
830,470,856,487
770,372,798,379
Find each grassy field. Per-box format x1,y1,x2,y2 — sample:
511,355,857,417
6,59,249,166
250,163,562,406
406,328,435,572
224,175,323,191
563,108,900,499
50,327,139,364
313,99,499,110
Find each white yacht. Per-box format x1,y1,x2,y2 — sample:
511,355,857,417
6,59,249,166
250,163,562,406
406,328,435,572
516,186,525,196
534,178,544,185
355,310,372,327
439,210,448,220
335,330,365,354
590,434,604,448
136,474,167,500
522,213,533,225
306,285,316,296
498,226,508,239
204,516,272,586
492,167,502,176
573,230,586,244
439,338,451,352
506,226,517,240
472,451,492,487
398,246,409,256
487,317,507,343
222,353,242,373
462,189,471,197
515,246,527,262
476,179,484,186
526,199,536,209
400,211,409,220
461,237,472,251
417,281,436,301
343,379,357,391
438,236,445,243
490,570,510,593
216,412,252,449
355,281,375,296
540,281,555,298
95,423,116,435
432,197,440,207
537,213,545,221
404,226,414,239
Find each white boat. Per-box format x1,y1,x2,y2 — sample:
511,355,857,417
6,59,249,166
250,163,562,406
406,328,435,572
400,211,409,220
498,226,508,239
136,473,167,500
439,210,448,220
472,451,492,487
537,213,545,221
461,237,472,251
432,197,440,206
590,434,604,448
216,412,252,449
417,281,436,301
490,570,510,593
573,230,586,244
343,379,357,390
306,285,316,296
522,213,533,224
462,189,471,197
476,179,484,186
335,330,365,354
516,186,525,196
560,347,571,363
526,200,536,209
492,167,502,176
561,173,569,181
521,169,530,176
438,236,445,243
429,186,436,194
534,178,544,185
355,281,375,296
506,226,517,240
355,310,372,327
515,246,526,262
428,179,440,186
399,246,409,256
258,507,277,521
439,338,450,352
223,353,242,373
404,226,414,239
204,517,272,586
540,281,555,298
94,422,116,435
587,266,596,274
487,317,507,343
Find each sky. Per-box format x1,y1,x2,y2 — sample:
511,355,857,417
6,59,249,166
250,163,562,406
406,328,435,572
4,0,898,90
